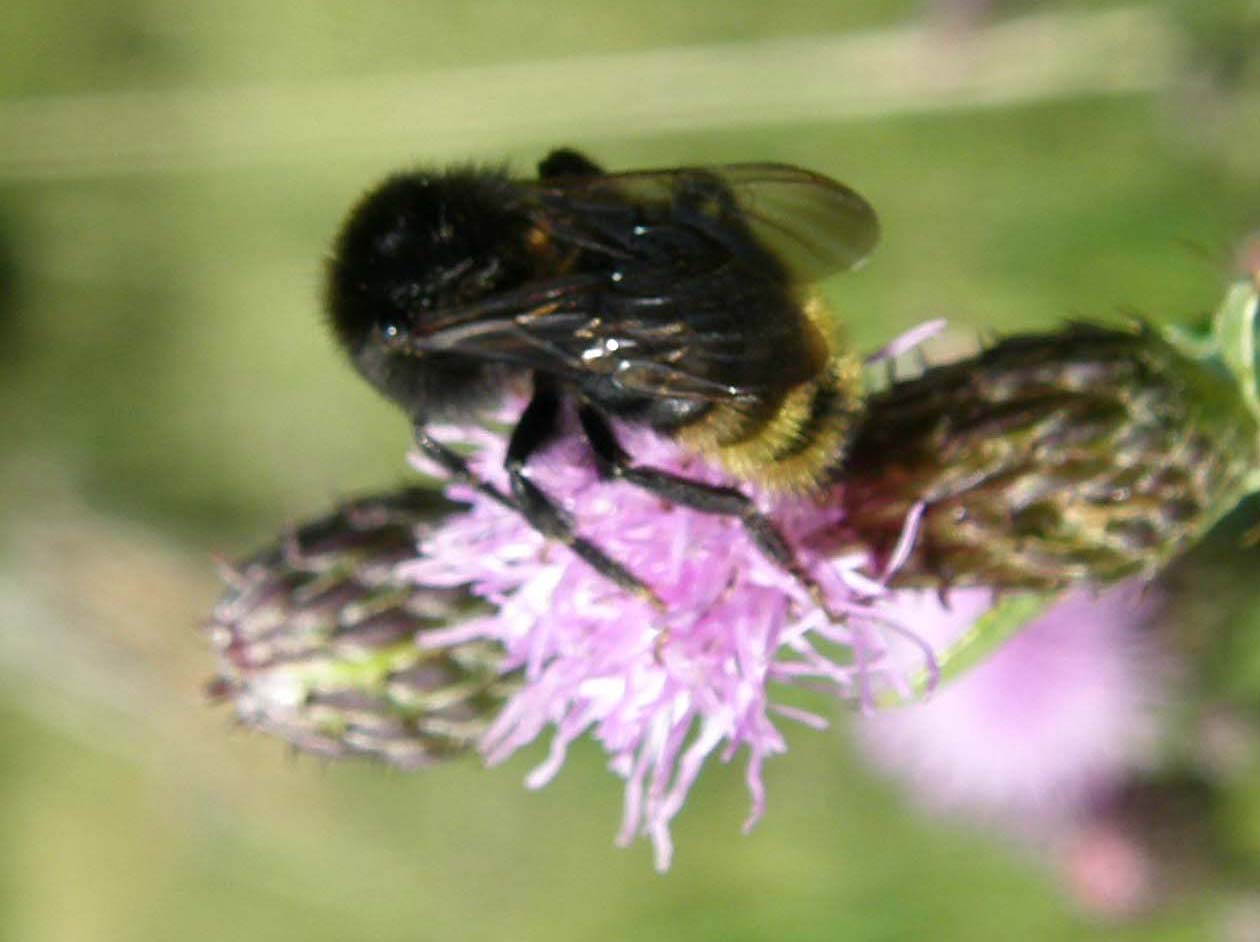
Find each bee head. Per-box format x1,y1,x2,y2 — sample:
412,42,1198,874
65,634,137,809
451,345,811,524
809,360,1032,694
327,169,535,350
325,169,535,418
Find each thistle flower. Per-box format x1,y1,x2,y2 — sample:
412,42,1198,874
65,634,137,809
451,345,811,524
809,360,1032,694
841,317,1260,590
206,489,514,769
401,409,934,871
203,283,1260,873
856,581,1168,830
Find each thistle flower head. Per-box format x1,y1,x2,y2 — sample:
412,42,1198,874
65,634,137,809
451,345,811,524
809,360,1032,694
206,490,514,769
402,407,933,870
842,315,1260,590
201,281,1260,872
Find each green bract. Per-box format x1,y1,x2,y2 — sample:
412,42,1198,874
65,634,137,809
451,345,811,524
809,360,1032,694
842,281,1260,592
206,490,512,769
862,280,1260,701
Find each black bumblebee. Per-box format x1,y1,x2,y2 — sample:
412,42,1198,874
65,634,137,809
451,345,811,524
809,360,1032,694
326,148,879,610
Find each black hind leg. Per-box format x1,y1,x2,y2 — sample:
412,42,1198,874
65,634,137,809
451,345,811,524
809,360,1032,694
578,405,839,619
500,380,665,611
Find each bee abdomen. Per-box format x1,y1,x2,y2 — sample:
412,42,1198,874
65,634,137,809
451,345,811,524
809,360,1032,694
771,371,850,461
678,354,862,493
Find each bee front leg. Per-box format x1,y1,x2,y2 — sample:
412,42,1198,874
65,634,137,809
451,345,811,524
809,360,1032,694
505,381,666,612
413,427,516,512
577,405,841,621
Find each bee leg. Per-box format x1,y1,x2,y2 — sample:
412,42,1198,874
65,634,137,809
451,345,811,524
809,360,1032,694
505,383,666,613
413,427,517,512
578,406,840,620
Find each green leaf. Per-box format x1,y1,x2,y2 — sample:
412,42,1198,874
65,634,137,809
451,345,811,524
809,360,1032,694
1159,279,1260,424
882,592,1059,706
1212,279,1260,423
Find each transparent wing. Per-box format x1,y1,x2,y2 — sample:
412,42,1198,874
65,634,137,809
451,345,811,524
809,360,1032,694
407,162,861,399
533,163,880,281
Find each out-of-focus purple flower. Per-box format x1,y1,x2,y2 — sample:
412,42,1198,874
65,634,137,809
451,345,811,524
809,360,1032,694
399,405,933,871
856,582,1169,832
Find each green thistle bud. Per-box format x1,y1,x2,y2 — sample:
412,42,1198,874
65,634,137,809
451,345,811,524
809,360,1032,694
842,306,1260,590
206,489,513,768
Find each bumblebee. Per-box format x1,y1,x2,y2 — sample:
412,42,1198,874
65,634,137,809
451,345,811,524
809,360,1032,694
326,148,879,610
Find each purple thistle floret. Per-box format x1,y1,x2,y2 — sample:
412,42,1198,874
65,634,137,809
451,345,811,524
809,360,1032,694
399,404,934,870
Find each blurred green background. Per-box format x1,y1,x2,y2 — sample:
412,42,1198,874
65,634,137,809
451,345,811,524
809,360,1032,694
4,0,1260,939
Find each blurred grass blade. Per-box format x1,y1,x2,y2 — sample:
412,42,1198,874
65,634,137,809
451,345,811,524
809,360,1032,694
0,6,1174,178
882,592,1058,706
926,592,1056,691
